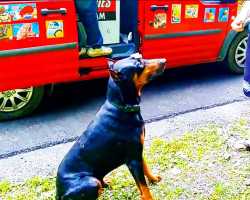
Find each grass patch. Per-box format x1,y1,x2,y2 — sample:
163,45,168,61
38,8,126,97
1,119,250,199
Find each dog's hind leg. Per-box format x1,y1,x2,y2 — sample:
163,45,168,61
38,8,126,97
126,158,156,200
61,176,102,200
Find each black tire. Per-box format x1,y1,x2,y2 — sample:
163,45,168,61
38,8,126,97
0,86,44,122
226,29,248,74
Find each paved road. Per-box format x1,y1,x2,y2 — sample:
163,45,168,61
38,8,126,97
0,63,247,158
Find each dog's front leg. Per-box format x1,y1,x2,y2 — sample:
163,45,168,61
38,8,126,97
142,156,162,183
126,158,156,200
101,177,113,188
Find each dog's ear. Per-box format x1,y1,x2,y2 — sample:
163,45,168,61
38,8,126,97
109,69,127,82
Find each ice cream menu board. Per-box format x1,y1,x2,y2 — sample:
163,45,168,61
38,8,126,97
0,5,11,23
12,23,39,40
0,3,39,41
0,24,13,40
9,4,37,21
0,5,12,40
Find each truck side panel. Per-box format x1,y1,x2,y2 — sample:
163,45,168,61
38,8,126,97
0,0,79,92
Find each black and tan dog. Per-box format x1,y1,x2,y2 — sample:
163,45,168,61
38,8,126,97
56,54,166,200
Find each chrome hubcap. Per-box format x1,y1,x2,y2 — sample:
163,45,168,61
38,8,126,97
235,37,248,68
0,88,33,112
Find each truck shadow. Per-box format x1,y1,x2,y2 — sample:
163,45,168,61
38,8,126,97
37,62,242,115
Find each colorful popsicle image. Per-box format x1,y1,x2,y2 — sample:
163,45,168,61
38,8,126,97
9,4,37,21
204,8,215,22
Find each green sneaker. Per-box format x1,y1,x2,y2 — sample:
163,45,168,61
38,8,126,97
87,46,112,57
79,47,87,56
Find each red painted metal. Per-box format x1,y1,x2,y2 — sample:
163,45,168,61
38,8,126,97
140,1,238,68
66,70,110,83
0,0,79,92
79,57,109,71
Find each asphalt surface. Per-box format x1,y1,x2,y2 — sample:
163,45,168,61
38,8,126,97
0,62,247,159
2,100,249,182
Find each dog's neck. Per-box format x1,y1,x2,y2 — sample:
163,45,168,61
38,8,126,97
106,78,141,110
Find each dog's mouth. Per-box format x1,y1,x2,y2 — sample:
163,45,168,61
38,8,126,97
156,64,165,75
155,61,166,75
146,61,165,82
147,75,156,82
147,73,160,82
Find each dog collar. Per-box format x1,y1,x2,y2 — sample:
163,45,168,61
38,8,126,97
108,100,140,113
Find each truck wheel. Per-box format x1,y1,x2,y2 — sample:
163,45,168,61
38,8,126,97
0,86,44,122
226,29,248,74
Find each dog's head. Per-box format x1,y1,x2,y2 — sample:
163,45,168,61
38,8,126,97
108,54,166,96
107,54,166,106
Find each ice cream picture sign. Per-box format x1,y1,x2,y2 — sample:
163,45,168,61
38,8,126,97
9,4,37,21
0,3,38,41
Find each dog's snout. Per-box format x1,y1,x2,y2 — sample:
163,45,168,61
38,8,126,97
158,59,166,70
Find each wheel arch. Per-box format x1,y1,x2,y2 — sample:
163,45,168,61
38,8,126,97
217,22,249,61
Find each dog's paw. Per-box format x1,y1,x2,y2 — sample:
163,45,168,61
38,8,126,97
102,177,113,188
149,174,162,183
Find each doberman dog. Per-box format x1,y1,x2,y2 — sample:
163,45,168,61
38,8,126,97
56,53,166,200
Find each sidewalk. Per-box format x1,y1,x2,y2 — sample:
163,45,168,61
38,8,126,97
1,100,250,199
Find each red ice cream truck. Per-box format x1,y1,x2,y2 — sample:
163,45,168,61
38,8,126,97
0,0,248,121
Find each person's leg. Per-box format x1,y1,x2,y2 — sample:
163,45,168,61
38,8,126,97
74,0,112,57
230,27,250,152
77,22,88,55
243,28,250,97
75,0,103,48
77,23,83,51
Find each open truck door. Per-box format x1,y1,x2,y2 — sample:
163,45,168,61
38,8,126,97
0,0,79,121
